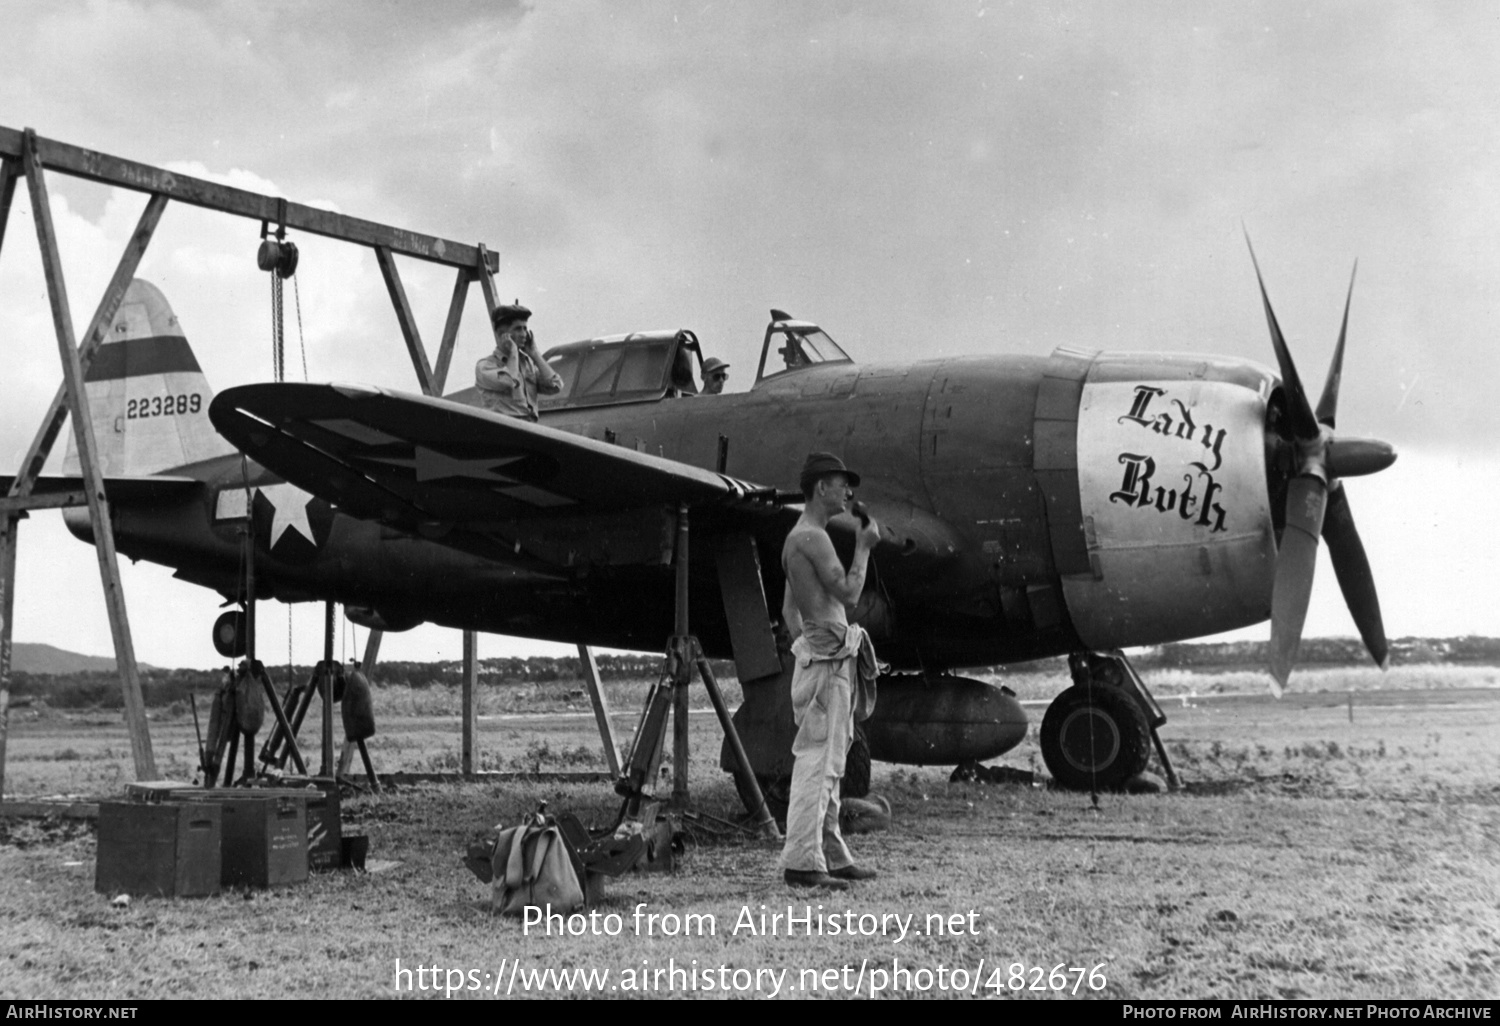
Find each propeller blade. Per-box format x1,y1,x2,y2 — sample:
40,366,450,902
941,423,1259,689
1244,232,1320,440
1268,475,1328,695
1322,482,1389,669
1316,262,1357,429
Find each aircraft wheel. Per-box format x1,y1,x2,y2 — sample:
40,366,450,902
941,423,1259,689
212,610,247,658
1039,684,1151,791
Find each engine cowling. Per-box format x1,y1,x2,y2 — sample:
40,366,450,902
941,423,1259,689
1059,351,1281,649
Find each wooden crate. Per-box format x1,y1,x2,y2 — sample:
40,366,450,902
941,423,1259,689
95,801,221,898
172,786,339,876
214,794,309,889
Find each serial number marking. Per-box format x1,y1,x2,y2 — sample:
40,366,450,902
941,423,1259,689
126,394,202,419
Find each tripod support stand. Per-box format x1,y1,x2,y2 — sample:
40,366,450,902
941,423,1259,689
615,504,780,841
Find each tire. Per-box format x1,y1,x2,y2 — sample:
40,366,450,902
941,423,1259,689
1039,684,1151,791
212,610,247,658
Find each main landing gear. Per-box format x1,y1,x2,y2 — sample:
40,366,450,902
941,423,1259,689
1039,651,1180,792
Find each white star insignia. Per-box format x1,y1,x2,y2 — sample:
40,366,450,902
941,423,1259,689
260,483,317,549
369,447,527,483
363,447,577,507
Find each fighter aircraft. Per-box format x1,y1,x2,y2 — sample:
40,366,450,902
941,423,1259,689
12,262,1394,799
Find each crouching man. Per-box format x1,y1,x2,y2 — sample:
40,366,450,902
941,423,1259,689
778,452,880,891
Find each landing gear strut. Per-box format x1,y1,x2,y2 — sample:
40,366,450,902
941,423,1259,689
1039,651,1180,791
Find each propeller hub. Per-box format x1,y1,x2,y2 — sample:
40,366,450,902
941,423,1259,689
1294,425,1333,485
1325,437,1397,479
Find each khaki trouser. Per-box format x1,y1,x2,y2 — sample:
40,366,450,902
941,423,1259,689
779,643,856,874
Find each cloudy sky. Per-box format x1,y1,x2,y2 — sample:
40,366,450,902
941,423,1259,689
2,1,1496,670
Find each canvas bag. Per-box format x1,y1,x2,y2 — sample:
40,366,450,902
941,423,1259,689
489,817,587,916
340,666,376,742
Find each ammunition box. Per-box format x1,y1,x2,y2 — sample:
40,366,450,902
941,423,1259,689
95,801,222,898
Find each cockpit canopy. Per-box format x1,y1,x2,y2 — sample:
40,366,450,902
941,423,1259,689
753,310,853,386
530,312,853,412
539,330,702,411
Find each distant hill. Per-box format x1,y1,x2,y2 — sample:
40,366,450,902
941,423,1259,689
10,643,154,675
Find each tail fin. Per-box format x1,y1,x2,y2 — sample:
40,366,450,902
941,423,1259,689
63,279,235,476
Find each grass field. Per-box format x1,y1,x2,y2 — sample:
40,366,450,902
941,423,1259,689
2,666,1497,1000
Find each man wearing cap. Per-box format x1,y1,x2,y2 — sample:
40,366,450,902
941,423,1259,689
702,357,730,395
476,301,563,421
778,452,881,890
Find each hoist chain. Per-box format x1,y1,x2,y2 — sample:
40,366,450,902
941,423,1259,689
270,271,285,383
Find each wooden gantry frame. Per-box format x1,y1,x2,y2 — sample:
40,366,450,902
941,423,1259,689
0,125,618,799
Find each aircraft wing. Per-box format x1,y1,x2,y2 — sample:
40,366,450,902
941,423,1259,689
208,383,786,555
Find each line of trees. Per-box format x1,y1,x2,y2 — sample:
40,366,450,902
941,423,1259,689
4,652,734,710
7,637,1497,710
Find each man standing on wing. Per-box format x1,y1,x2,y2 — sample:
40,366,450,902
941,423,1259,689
476,301,563,421
779,452,881,890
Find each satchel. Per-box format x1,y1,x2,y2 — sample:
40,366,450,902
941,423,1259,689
341,666,376,742
234,661,266,737
489,814,587,916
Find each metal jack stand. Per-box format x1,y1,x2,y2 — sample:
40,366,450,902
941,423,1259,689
261,601,370,787
615,504,780,842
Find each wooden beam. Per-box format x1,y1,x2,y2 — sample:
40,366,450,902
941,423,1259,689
374,246,436,395
475,246,503,331
0,126,496,273
0,515,19,801
321,601,335,778
7,193,168,502
379,771,609,786
359,629,382,679
462,631,478,774
0,800,101,821
578,644,621,777
358,260,473,682
0,157,18,262
23,130,155,780
432,266,472,395
451,248,500,777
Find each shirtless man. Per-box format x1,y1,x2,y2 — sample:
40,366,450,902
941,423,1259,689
778,452,881,890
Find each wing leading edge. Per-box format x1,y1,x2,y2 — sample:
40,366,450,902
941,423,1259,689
208,382,785,565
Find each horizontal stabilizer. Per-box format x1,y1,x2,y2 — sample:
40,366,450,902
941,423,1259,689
2,474,202,506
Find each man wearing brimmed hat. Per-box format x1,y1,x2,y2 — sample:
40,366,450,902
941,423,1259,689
701,356,730,395
778,451,881,890
476,300,563,421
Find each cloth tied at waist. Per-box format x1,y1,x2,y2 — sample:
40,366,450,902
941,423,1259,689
790,620,878,722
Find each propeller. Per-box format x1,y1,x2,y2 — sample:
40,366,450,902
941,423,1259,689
1244,234,1396,695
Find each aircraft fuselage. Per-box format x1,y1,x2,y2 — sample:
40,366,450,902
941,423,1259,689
83,347,1282,672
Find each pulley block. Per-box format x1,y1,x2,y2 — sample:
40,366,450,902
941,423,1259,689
257,238,299,278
